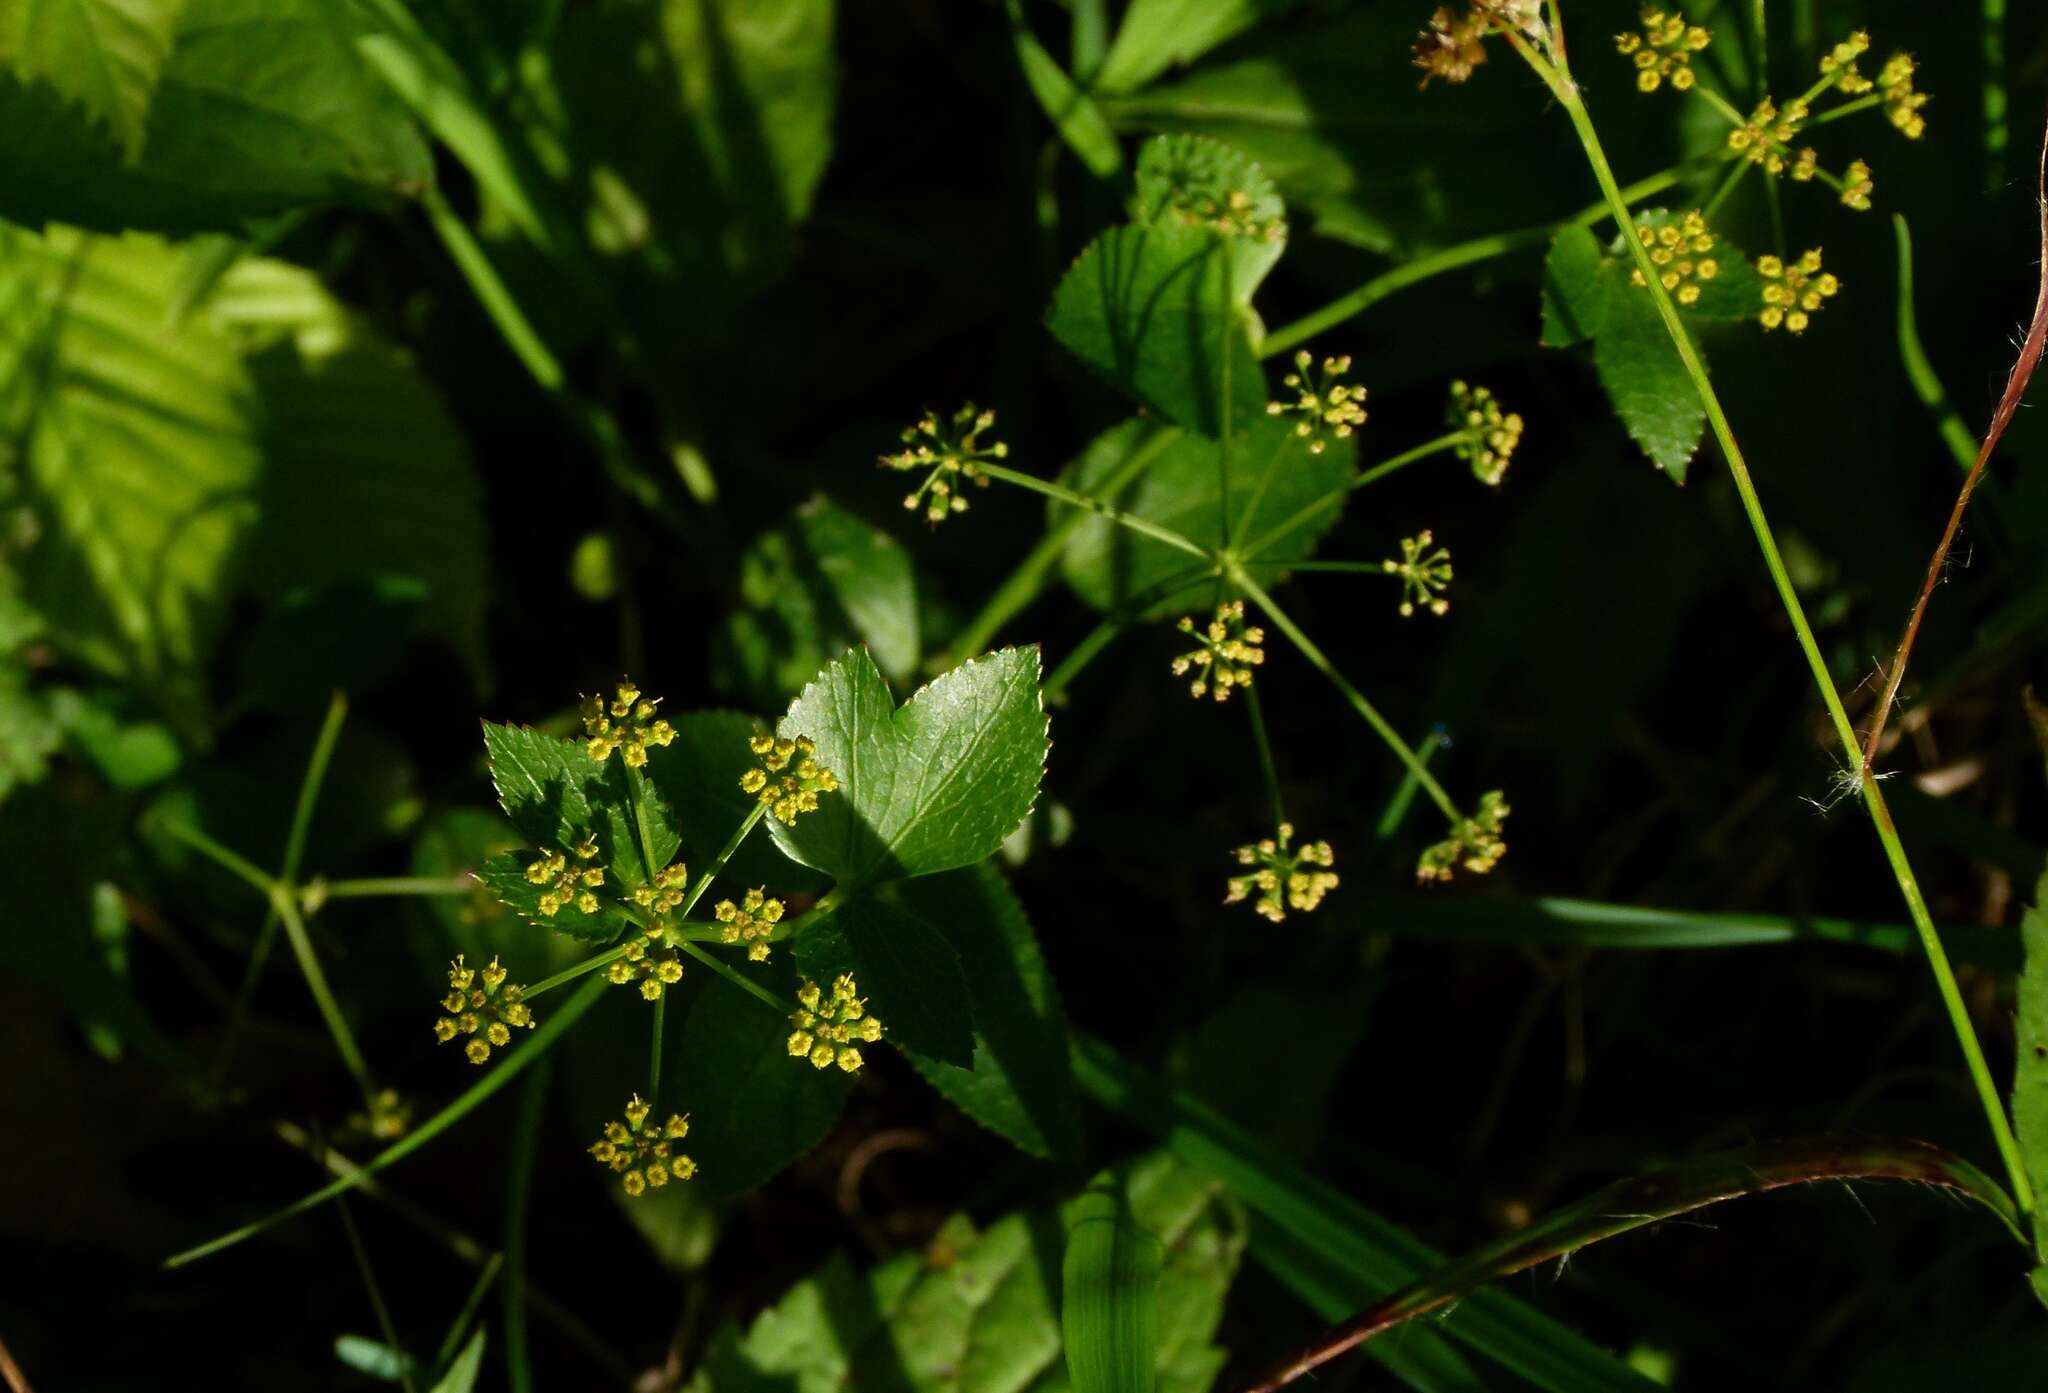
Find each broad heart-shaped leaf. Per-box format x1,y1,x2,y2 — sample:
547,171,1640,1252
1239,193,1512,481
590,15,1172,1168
641,710,829,894
0,0,186,156
794,895,975,1068
1132,134,1287,304
770,647,1049,888
0,0,429,235
676,958,851,1201
686,1151,1243,1393
1059,413,1354,618
719,496,920,710
1047,218,1268,438
0,224,486,727
2012,873,2048,1306
481,722,674,889
891,863,1082,1162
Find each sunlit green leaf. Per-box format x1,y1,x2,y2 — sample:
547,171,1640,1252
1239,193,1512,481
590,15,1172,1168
0,0,186,155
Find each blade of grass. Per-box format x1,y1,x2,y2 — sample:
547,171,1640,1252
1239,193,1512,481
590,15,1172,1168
1240,1136,2023,1391
1063,1178,1161,1393
503,1060,550,1393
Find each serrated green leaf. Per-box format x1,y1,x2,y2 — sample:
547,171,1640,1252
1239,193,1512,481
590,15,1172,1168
1059,414,1352,618
687,1151,1242,1392
675,960,851,1200
0,0,186,156
1131,133,1286,301
1617,209,1764,321
720,496,921,709
2013,874,2048,1308
482,723,597,853
1046,219,1267,438
771,647,1049,888
892,863,1082,1162
641,710,829,894
1064,1181,1161,1393
0,0,431,235
1593,274,1704,482
1540,224,1607,348
794,894,975,1068
473,851,632,944
1094,0,1305,96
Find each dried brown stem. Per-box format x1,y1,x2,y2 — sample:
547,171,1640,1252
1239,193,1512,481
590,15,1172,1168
1862,113,2048,769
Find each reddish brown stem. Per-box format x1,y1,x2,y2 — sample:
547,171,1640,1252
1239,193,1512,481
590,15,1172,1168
1862,114,2048,769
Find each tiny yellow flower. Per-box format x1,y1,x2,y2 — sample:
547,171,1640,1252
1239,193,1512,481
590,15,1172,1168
610,921,686,1000
1447,381,1523,486
1838,159,1874,211
788,974,882,1074
1757,249,1840,333
630,861,690,916
433,955,537,1064
1726,96,1807,175
1417,790,1511,884
525,841,607,920
1384,531,1453,617
1817,29,1872,94
1267,350,1368,455
1171,600,1265,702
1627,210,1720,307
1879,53,1927,140
1224,822,1339,922
1616,7,1710,93
743,733,841,824
879,403,1006,524
714,887,786,961
580,679,676,769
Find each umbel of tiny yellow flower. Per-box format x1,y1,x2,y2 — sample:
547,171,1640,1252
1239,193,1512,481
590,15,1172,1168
1447,381,1522,486
788,974,882,1073
589,1094,696,1197
1166,187,1287,243
1727,97,1807,175
1818,30,1872,94
1171,600,1265,702
713,887,785,962
631,862,689,916
433,955,536,1064
582,679,676,768
1224,822,1338,922
741,734,840,824
1757,249,1839,334
1416,790,1511,884
1628,210,1720,307
608,923,686,1000
1880,53,1928,140
1384,531,1453,617
879,403,1006,525
1268,350,1367,455
1838,158,1874,211
524,833,606,917
350,1088,411,1142
1615,7,1709,92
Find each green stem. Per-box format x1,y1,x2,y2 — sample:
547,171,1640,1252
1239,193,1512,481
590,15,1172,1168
1241,432,1466,560
336,1196,418,1393
1890,213,1981,472
435,1251,503,1379
1044,564,1221,701
504,1058,551,1393
284,693,348,885
318,876,477,900
1509,27,2034,1218
1243,684,1287,828
1251,560,1399,576
1229,567,1461,825
1986,0,2008,190
153,817,276,898
945,424,1181,666
1375,729,1445,841
647,993,666,1103
1259,155,1728,359
1217,253,1237,548
979,460,1214,562
1700,156,1750,220
273,888,377,1104
680,941,791,1013
525,940,638,1001
165,975,608,1269
623,763,666,884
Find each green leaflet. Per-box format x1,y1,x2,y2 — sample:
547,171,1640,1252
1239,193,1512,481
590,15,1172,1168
0,0,430,234
1058,414,1353,618
686,1151,1242,1393
1092,0,1308,97
2012,873,2048,1303
480,721,673,891
893,863,1084,1162
0,0,187,156
1063,1180,1162,1393
1010,0,1123,178
1132,134,1288,302
771,647,1050,889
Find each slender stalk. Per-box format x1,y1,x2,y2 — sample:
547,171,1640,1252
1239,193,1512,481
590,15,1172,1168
336,1195,418,1393
1045,564,1221,700
680,942,790,1013
1240,433,1466,560
1504,24,2034,1216
1374,729,1444,841
435,1252,503,1377
1217,255,1237,547
1986,0,2008,192
1890,214,1984,472
1243,684,1287,828
946,424,1181,665
1248,560,1398,577
1230,567,1460,824
273,888,377,1104
319,876,477,899
623,764,666,883
647,994,666,1102
979,460,1214,561
152,817,275,899
504,1058,551,1393
1749,0,1767,97
1700,156,1750,220
525,940,638,1000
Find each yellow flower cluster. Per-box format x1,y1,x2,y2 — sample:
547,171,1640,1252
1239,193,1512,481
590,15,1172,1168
741,734,841,824
433,955,535,1064
1224,822,1338,923
1171,600,1266,702
1170,187,1286,243
1615,8,1709,92
1448,381,1523,486
788,975,882,1073
1880,53,1927,140
631,862,689,916
582,681,676,768
1268,351,1368,455
1838,158,1874,211
524,834,605,917
589,1095,695,1196
1758,249,1839,333
713,888,785,962
1384,531,1453,617
1818,30,1872,93
608,924,685,1000
1416,790,1512,884
879,404,1005,524
1727,97,1807,175
1628,210,1720,307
